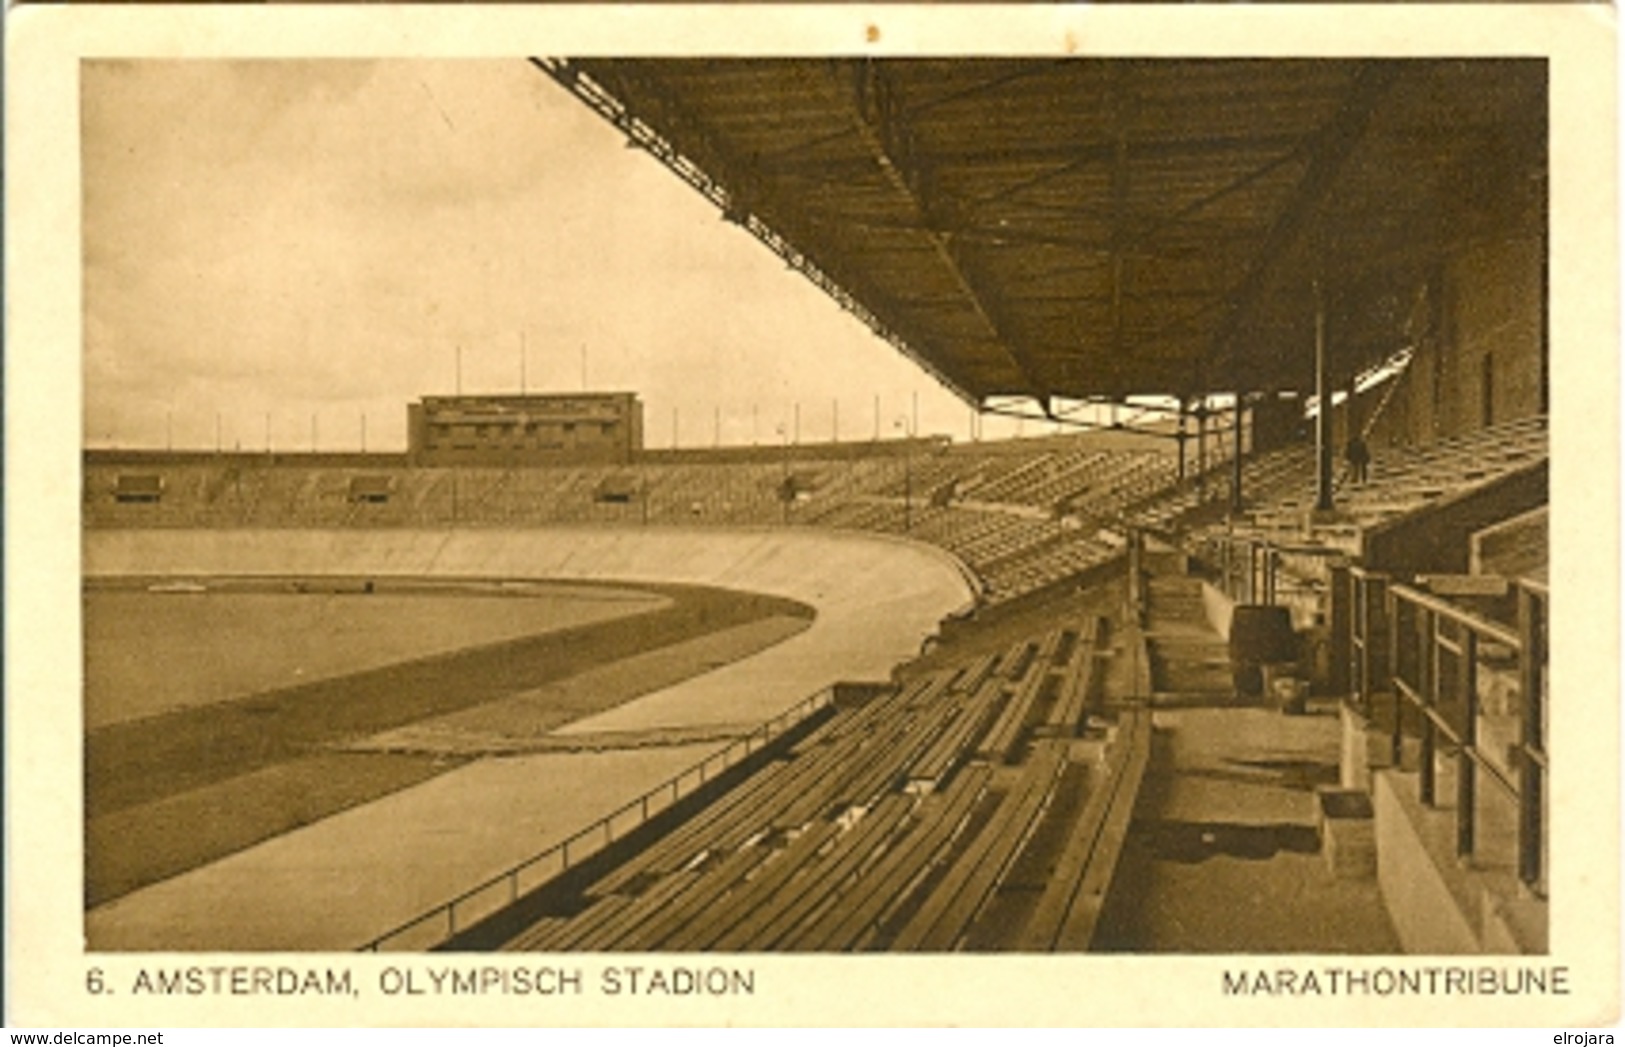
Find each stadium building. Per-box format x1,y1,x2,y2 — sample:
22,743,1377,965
407,392,644,466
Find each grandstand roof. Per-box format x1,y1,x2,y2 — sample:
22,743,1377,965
533,58,1544,411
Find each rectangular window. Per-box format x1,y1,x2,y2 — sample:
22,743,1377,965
114,474,163,503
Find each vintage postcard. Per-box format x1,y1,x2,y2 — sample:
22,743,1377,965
4,2,1619,1029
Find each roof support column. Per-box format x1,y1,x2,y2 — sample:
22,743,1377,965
1175,404,1188,482
1196,401,1208,503
1315,280,1336,512
1231,393,1245,514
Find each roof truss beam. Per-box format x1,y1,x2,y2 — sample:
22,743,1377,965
761,130,1313,182
1209,62,1401,369
839,60,1046,402
752,62,1069,174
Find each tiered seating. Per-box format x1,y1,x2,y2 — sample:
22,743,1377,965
1169,416,1548,629
499,613,1123,952
1193,415,1549,556
873,453,974,503
906,506,1017,550
803,498,909,533
888,741,1066,950
1122,443,1313,535
83,436,1184,609
1057,452,1181,517
978,531,1122,604
1014,701,1150,951
956,450,1063,505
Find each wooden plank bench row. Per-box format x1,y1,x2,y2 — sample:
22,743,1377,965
1045,617,1105,738
765,723,908,835
902,666,965,709
505,886,638,953
582,710,849,898
656,686,994,949
713,792,919,951
659,820,843,951
831,683,990,810
565,671,961,950
890,742,1068,951
589,673,945,897
785,764,995,952
770,663,986,834
503,616,1117,952
979,629,1065,764
567,865,725,952
499,913,574,952
997,637,1040,686
909,677,1007,791
764,684,967,838
602,843,775,951
952,650,1003,697
706,705,906,853
1015,703,1153,951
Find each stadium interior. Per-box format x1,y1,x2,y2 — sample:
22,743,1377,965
83,58,1549,955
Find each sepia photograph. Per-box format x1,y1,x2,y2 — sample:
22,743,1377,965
6,3,1619,1029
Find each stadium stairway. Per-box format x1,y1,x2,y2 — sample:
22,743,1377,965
1142,575,1234,704
1091,555,1401,953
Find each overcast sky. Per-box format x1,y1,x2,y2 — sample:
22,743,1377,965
80,59,1068,453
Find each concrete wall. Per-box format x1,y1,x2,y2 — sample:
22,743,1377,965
1366,199,1544,451
1373,770,1483,954
1235,196,1543,474
1200,580,1234,640
1471,506,1549,579
1372,766,1549,954
1362,461,1548,576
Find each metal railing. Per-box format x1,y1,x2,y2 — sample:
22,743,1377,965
1201,532,1346,608
357,686,836,952
1346,566,1391,719
1346,569,1548,896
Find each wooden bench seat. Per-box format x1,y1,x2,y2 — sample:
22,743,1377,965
951,650,1003,696
583,752,803,897
715,793,917,951
890,743,1067,951
785,764,994,951
591,676,949,895
909,677,1007,790
767,715,923,832
1045,618,1103,738
905,665,968,708
563,870,705,951
658,820,844,951
605,844,774,951
498,913,574,953
835,705,965,810
509,892,635,952
587,702,866,896
1016,705,1152,951
979,630,1063,764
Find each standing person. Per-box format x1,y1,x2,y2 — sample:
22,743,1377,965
1344,432,1371,486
